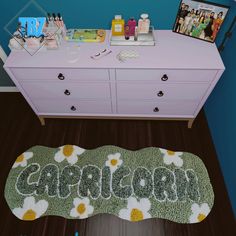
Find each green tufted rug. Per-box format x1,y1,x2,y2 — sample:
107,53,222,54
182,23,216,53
5,145,214,223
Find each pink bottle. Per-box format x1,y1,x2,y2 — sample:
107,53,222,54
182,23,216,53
127,18,136,36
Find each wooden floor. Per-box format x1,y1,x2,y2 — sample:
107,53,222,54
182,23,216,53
0,93,235,236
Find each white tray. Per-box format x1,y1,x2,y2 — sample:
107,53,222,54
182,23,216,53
110,26,155,46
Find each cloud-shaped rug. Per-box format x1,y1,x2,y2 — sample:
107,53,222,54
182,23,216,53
5,145,214,223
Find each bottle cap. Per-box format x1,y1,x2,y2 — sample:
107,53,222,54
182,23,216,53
115,15,122,20
141,13,149,19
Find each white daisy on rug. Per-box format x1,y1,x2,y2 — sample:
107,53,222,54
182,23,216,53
12,152,33,168
159,148,183,167
189,203,210,223
12,196,48,221
105,153,123,172
119,197,151,222
70,197,94,219
54,145,85,165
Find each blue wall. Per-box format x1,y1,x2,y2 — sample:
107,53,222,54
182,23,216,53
0,0,182,55
0,0,235,216
0,0,232,53
205,1,236,217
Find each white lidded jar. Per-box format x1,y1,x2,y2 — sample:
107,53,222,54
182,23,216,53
138,13,150,34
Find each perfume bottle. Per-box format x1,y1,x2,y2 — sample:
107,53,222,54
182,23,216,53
138,13,150,34
127,18,136,36
112,15,125,36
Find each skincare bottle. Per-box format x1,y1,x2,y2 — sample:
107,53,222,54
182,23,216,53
112,15,125,36
47,13,54,28
127,18,136,36
124,25,130,40
57,13,67,38
138,13,150,34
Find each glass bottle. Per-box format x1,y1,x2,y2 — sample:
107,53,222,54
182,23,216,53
112,15,125,36
138,13,150,34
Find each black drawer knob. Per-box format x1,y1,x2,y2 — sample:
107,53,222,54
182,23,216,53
58,73,65,80
71,106,76,111
64,89,71,96
161,74,168,81
157,91,164,97
153,107,159,113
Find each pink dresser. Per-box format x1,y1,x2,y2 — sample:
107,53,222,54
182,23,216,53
4,30,225,128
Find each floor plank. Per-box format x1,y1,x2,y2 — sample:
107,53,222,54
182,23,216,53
0,93,235,236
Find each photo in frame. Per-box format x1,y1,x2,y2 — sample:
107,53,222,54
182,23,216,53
173,0,230,43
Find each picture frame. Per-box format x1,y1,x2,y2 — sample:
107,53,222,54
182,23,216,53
173,0,230,43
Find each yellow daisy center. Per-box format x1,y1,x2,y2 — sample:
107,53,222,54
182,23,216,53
111,159,118,166
167,150,175,156
197,213,206,222
63,145,74,157
130,208,144,222
22,209,36,221
77,203,86,214
15,154,24,163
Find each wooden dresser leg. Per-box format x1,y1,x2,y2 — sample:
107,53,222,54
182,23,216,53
188,119,195,129
38,116,45,126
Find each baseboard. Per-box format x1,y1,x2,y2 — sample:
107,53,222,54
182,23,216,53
0,86,19,92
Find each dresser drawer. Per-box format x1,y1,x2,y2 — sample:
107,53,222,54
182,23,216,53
33,99,112,114
117,82,209,100
117,101,198,116
21,82,111,100
116,69,217,83
11,68,109,82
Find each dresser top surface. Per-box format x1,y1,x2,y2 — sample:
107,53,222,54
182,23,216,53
5,30,225,70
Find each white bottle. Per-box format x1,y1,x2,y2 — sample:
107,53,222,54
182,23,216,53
138,13,150,34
